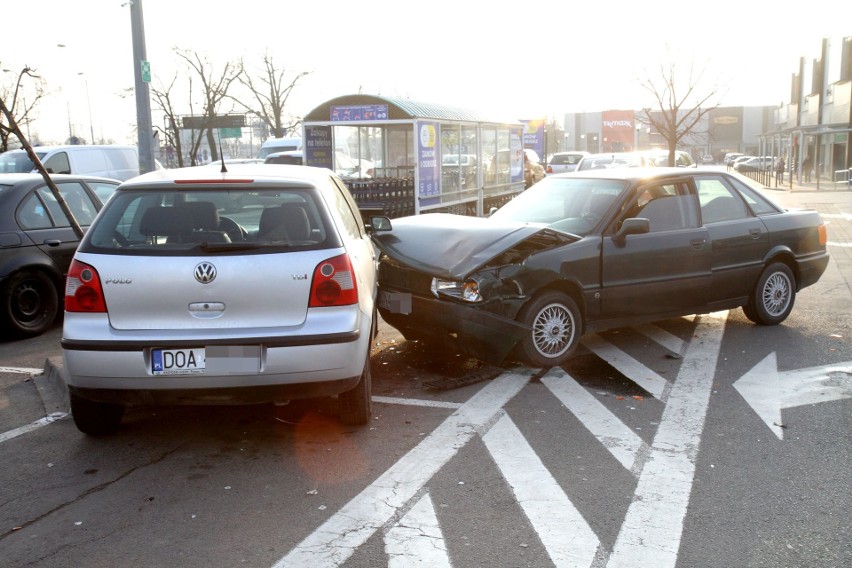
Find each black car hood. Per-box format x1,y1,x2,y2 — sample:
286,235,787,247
372,213,576,280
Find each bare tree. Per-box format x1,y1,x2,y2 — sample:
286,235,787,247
0,65,46,152
637,54,720,166
175,49,242,164
151,74,187,168
232,51,310,139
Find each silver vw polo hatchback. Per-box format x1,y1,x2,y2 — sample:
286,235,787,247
62,164,379,435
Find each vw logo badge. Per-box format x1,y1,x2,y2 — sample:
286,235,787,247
194,262,217,284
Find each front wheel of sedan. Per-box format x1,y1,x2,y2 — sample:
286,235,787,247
0,270,58,339
70,393,125,436
516,292,582,368
743,262,796,325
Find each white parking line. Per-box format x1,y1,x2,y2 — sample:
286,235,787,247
634,323,686,356
385,493,452,568
274,370,532,568
0,412,68,444
0,366,44,375
372,396,463,409
483,414,600,568
581,335,670,400
542,369,647,474
607,312,726,568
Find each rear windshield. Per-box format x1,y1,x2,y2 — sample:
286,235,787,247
551,154,584,166
82,188,339,254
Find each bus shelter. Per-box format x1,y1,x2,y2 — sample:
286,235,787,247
302,94,525,217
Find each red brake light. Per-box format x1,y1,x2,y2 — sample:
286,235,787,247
65,260,107,313
309,254,358,307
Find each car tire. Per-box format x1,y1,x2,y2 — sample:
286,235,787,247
339,351,372,426
0,270,59,339
516,291,582,368
70,392,124,436
743,262,796,325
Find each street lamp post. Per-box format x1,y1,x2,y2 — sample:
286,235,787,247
78,72,95,144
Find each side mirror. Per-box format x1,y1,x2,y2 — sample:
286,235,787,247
368,215,392,233
614,217,649,244
488,206,498,217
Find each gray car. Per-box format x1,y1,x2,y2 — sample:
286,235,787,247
61,164,381,434
0,173,119,338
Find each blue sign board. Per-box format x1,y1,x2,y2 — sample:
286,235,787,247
304,125,334,169
416,121,439,206
330,104,389,122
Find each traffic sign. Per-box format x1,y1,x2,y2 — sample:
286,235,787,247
140,61,151,83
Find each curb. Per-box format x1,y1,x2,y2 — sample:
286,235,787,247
33,358,70,414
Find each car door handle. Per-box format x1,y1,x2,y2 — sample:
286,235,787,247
749,228,761,239
43,239,62,247
691,238,706,249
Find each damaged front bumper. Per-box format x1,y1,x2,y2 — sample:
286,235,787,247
378,288,528,364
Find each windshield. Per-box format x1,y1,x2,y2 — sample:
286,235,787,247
489,176,629,235
0,150,44,173
576,154,647,171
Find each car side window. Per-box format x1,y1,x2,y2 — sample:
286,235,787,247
329,178,363,239
17,193,52,229
42,151,71,174
38,183,98,227
696,178,750,224
621,182,699,232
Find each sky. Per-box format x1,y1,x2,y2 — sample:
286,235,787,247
2,0,847,146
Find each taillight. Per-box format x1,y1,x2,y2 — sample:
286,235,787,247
65,260,107,313
818,223,828,247
309,254,358,307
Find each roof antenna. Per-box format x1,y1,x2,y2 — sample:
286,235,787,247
218,131,228,173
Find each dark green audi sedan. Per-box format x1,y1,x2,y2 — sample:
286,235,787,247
374,168,830,367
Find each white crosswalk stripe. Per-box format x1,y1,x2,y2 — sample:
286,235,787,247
385,493,452,568
542,369,647,475
483,414,601,567
581,335,671,400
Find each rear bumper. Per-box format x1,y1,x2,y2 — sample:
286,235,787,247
797,251,830,290
62,321,371,406
68,377,359,406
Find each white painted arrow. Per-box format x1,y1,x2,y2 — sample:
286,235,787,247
733,352,852,440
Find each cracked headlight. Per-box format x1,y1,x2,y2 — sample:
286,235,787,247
431,278,482,302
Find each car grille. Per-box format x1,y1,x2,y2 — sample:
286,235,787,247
379,257,434,294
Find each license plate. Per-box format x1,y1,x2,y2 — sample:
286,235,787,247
152,348,205,376
378,290,412,314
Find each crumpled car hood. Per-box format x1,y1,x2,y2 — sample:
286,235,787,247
372,213,575,281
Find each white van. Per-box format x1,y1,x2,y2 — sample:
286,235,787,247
257,137,302,160
0,145,139,181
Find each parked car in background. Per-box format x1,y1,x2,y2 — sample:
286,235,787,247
61,164,382,435
575,152,656,171
546,151,590,174
524,149,546,188
0,145,139,181
375,168,829,367
735,156,777,173
730,155,755,170
264,150,304,165
701,155,715,165
0,173,120,338
644,150,697,168
724,152,745,166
